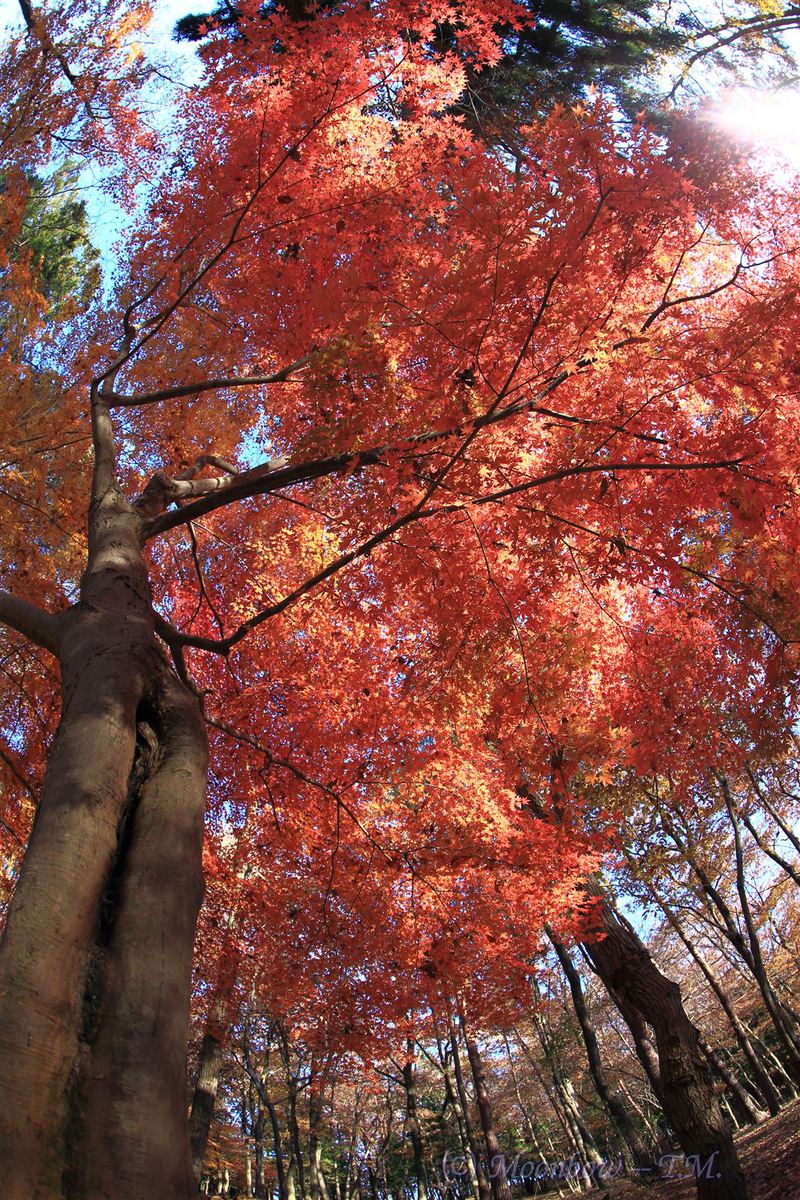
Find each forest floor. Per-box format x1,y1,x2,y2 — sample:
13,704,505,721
608,1101,800,1200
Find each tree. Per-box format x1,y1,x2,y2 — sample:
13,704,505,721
174,0,682,145
545,923,656,1169
578,877,749,1197
1,0,800,1197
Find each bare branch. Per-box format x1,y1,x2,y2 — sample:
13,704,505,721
108,353,313,408
136,454,244,519
0,590,61,655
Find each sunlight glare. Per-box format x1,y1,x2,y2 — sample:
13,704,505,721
708,87,800,170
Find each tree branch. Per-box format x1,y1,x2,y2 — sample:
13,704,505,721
159,456,742,655
0,590,61,655
139,222,777,542
141,350,657,539
108,353,313,407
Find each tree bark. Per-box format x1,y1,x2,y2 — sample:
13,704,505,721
719,779,800,1078
530,1002,601,1190
697,1035,766,1126
512,1025,584,1163
500,1033,547,1163
546,924,655,1170
190,1032,225,1182
289,1083,309,1200
442,1051,483,1200
743,761,800,858
660,802,800,1083
0,480,208,1200
402,1046,429,1200
188,863,252,1179
261,1076,289,1200
447,1010,491,1200
459,1006,513,1200
310,1074,330,1200
581,879,748,1200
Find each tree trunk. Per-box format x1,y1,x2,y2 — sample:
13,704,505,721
190,1032,225,1181
609,988,665,1104
442,1054,483,1200
697,1035,767,1126
245,1137,255,1197
447,1010,491,1200
546,924,655,1170
642,879,782,1116
188,862,252,1178
500,1033,547,1163
255,1109,268,1199
530,1004,600,1190
512,1026,585,1167
310,1077,330,1200
743,761,800,858
402,1046,429,1200
581,879,748,1200
243,1046,289,1200
720,779,800,1079
0,483,208,1199
289,1085,309,1200
459,1006,513,1200
660,803,800,1083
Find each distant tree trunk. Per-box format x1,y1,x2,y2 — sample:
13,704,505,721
546,924,655,1170
254,1108,268,1199
640,875,783,1116
402,1043,429,1200
242,1045,289,1200
245,1137,255,1197
531,1002,602,1188
188,850,251,1179
288,1085,309,1200
720,778,800,1079
441,1053,483,1200
288,1158,299,1200
512,1025,587,1167
500,1033,547,1160
743,762,800,858
190,1032,226,1180
310,1075,330,1200
660,801,800,1084
618,1078,660,1140
267,1088,290,1200
447,1010,492,1200
609,988,665,1104
697,1034,767,1126
459,1005,513,1200
581,878,748,1200
735,800,800,887
748,1025,798,1099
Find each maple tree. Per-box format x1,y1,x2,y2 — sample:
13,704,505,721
1,0,800,1198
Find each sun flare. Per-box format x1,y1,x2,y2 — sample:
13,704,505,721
708,86,800,169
